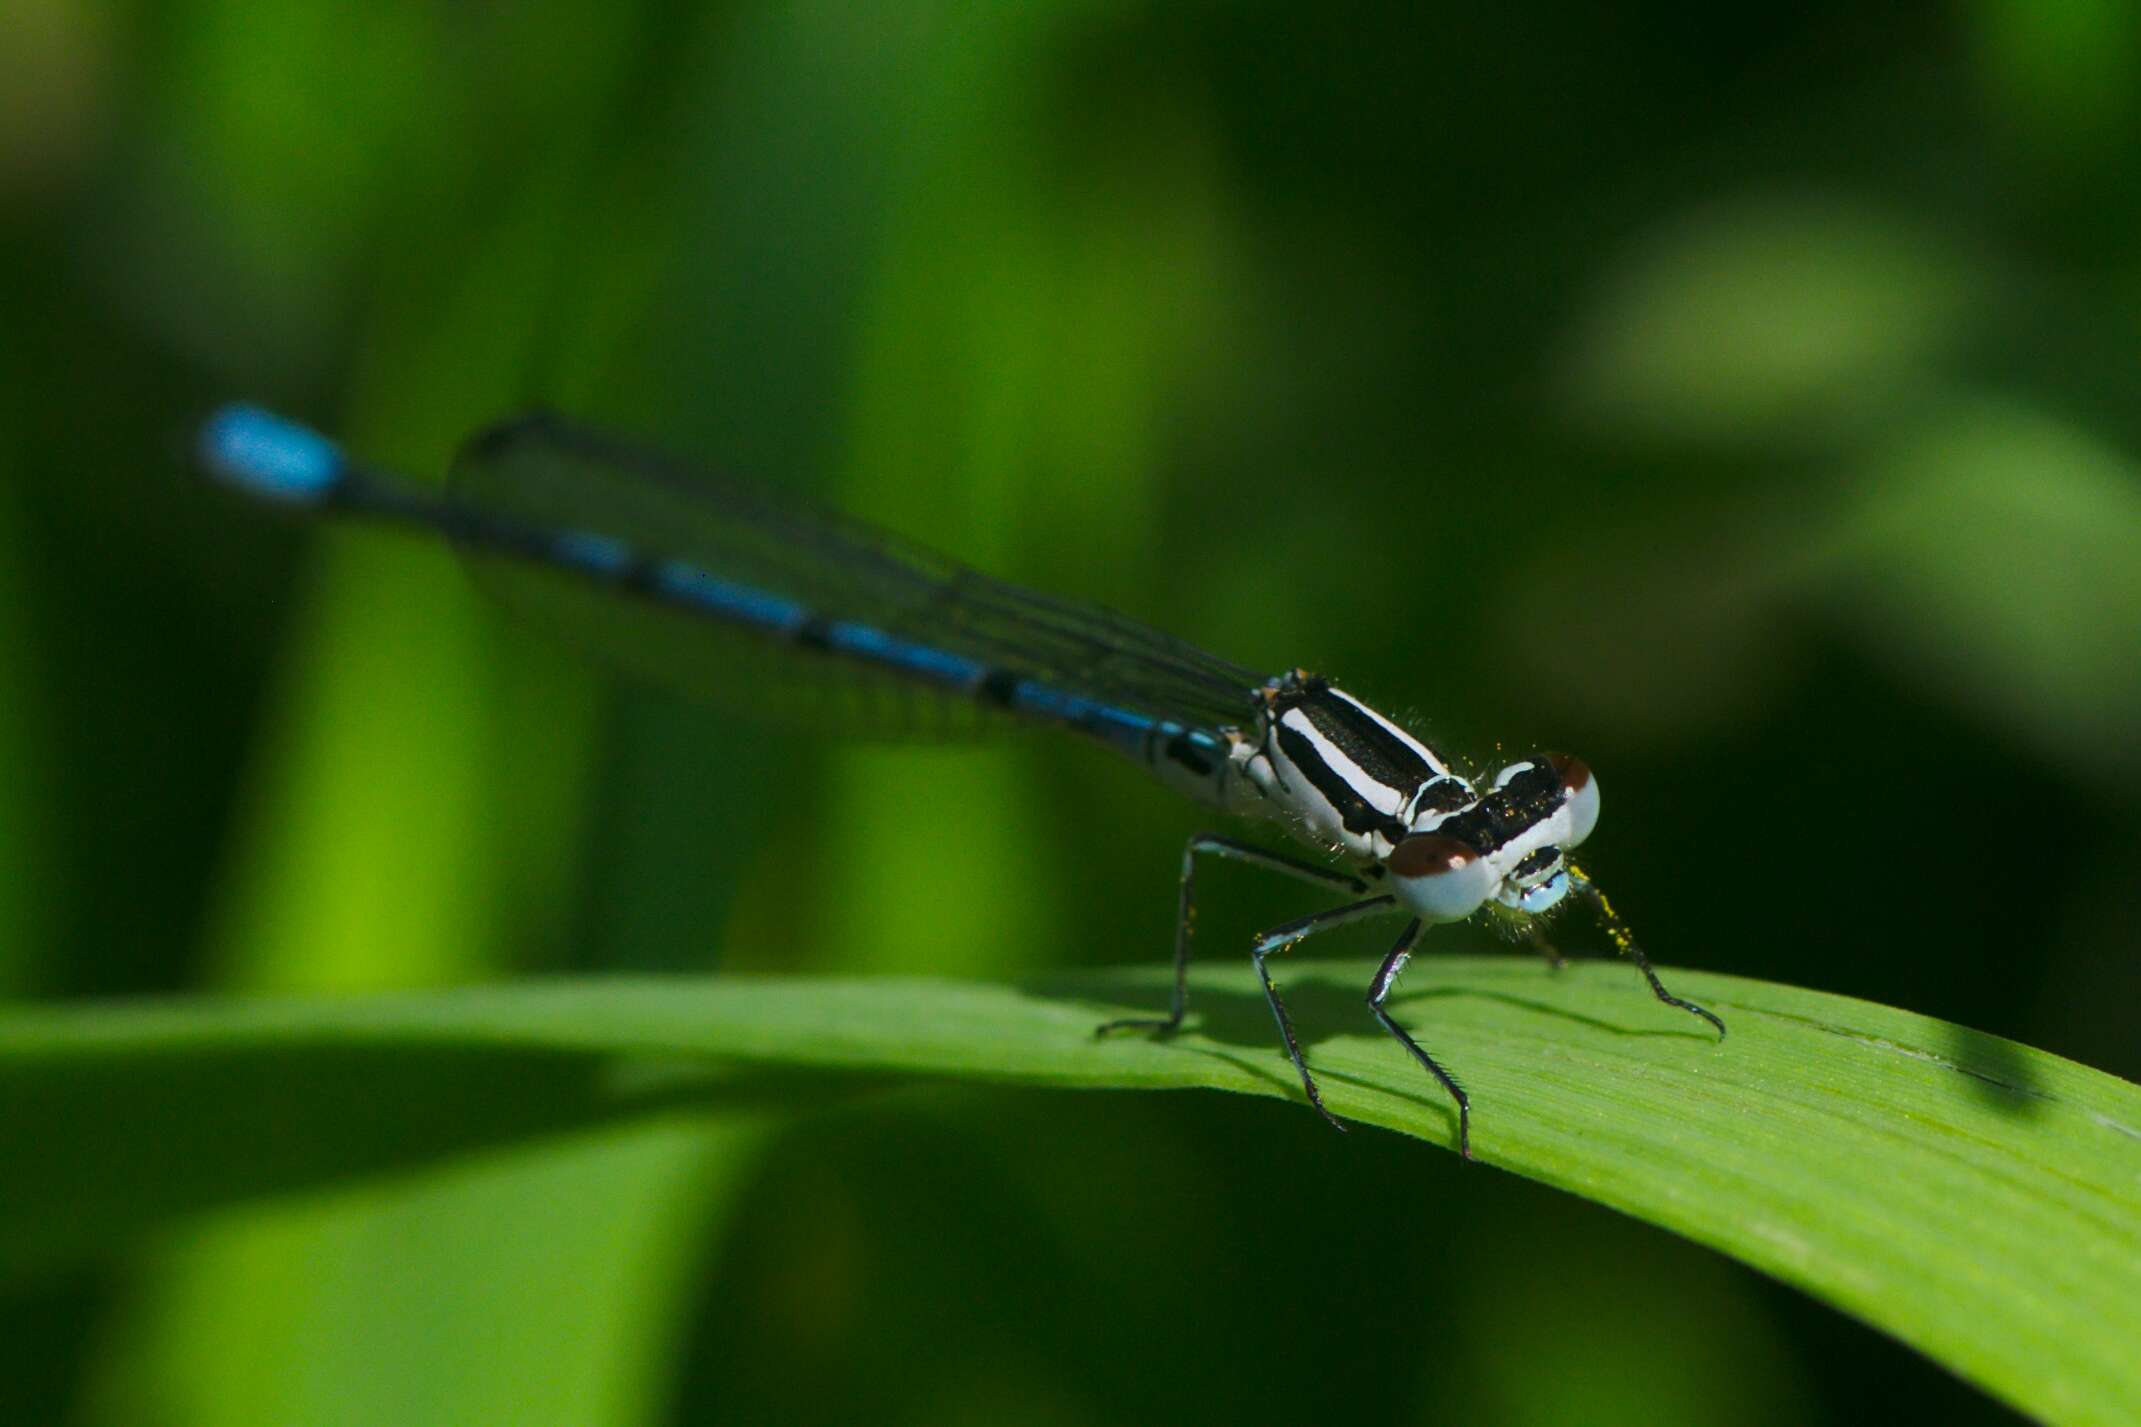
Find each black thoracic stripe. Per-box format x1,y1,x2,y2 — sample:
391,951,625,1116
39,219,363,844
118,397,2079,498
1436,760,1563,854
1276,722,1409,843
1292,688,1438,793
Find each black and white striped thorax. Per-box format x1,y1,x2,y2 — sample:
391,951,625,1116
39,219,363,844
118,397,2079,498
1223,670,1600,928
1229,671,1472,865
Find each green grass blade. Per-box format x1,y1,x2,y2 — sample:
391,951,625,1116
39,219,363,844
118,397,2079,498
3,959,2135,1425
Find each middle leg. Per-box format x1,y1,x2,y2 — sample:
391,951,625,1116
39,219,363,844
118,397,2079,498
1248,894,1402,1130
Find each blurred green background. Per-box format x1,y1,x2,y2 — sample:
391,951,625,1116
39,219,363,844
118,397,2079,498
5,1,2140,1423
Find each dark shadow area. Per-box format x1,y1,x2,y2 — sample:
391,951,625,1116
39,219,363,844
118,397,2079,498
1750,1000,2058,1117
1936,1021,2053,1117
0,1042,878,1281
1034,958,1720,1150
1393,983,1724,1042
1033,952,2089,1157
1052,961,1721,1054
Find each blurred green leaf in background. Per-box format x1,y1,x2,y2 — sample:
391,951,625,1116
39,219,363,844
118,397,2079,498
4,1,2139,1424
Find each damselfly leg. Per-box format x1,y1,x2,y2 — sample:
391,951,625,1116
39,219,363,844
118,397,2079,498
1367,918,1472,1158
1569,865,1725,1039
1095,834,1369,1037
1247,895,1401,1130
1524,925,1570,971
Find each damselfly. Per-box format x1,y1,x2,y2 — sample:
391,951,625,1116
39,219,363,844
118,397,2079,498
196,404,1724,1158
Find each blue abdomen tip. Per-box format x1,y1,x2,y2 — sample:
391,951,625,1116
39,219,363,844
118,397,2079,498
197,404,345,505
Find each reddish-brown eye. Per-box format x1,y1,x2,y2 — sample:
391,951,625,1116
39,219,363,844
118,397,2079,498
1388,834,1475,878
1544,752,1600,846
1545,752,1590,792
1388,834,1494,923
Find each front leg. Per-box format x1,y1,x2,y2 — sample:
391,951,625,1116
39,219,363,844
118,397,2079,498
1524,925,1569,971
1568,864,1725,1039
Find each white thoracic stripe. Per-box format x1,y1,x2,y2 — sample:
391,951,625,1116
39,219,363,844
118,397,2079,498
1230,706,1408,862
1493,758,1537,787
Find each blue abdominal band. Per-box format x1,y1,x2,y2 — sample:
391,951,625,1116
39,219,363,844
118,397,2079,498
197,405,346,505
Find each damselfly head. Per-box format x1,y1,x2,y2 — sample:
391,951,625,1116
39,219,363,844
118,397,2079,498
1388,752,1602,923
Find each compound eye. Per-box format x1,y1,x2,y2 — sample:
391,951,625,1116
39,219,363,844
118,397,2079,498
1388,834,1495,923
1545,752,1599,847
1518,868,1572,915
